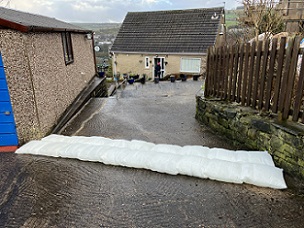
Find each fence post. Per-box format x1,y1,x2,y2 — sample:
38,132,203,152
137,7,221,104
215,47,223,97
205,47,211,96
252,41,263,108
247,41,256,106
212,47,218,96
272,37,287,113
221,45,229,99
282,36,302,120
206,46,216,96
230,45,239,101
278,37,294,116
225,46,234,100
293,48,304,122
265,38,278,111
228,46,235,100
258,39,270,110
236,43,245,103
241,43,251,106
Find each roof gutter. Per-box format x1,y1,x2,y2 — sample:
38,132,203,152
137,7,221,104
29,26,91,34
0,18,29,32
0,18,91,33
110,51,207,56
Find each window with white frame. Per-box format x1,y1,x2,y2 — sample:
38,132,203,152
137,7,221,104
180,57,201,73
145,57,150,68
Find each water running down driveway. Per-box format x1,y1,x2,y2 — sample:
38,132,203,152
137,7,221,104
1,80,303,227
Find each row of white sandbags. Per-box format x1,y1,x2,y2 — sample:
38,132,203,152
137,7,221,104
16,135,287,189
41,135,275,166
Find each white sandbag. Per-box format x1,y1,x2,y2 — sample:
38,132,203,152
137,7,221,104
208,148,274,166
176,156,208,178
120,150,150,169
146,152,181,175
15,140,46,155
42,134,111,146
208,148,238,162
236,150,275,166
181,145,211,157
205,159,243,184
73,144,102,162
150,144,183,154
130,140,155,150
16,135,287,189
42,135,274,166
241,163,287,189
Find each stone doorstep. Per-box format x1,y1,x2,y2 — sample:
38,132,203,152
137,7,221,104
0,146,18,153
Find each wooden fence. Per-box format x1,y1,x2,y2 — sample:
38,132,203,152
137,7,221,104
205,36,304,123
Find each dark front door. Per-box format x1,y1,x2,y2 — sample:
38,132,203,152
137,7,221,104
0,53,18,147
154,57,165,79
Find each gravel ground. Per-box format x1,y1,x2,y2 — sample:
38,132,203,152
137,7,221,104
1,80,303,227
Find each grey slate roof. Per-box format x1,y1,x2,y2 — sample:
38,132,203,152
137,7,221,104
0,7,90,33
111,7,223,54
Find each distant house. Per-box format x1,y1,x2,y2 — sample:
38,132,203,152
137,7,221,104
110,7,225,79
278,0,304,32
0,7,96,147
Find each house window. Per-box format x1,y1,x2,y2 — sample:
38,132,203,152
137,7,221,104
61,32,74,65
145,57,150,68
180,57,201,73
299,21,304,33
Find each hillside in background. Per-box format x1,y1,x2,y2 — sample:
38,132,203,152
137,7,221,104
72,23,121,35
73,23,121,68
226,9,241,29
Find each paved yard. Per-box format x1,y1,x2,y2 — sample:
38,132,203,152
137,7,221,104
1,80,303,227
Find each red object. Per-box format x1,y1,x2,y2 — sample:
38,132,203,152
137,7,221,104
0,146,18,153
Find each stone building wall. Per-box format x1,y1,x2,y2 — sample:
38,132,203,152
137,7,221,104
196,97,304,181
113,53,206,79
0,30,96,144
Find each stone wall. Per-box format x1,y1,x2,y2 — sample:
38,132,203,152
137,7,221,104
1,30,96,144
196,97,304,181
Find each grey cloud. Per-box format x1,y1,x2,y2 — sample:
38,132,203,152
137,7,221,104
9,0,240,23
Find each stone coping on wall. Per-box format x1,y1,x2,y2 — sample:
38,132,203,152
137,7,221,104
196,96,304,191
51,76,107,135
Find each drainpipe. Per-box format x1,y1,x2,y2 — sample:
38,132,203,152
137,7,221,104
25,34,41,131
91,32,98,75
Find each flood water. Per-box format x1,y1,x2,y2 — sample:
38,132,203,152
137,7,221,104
1,80,303,227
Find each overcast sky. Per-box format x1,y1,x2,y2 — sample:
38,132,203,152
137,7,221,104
1,0,240,23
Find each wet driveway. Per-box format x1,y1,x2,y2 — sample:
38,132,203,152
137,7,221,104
1,80,304,227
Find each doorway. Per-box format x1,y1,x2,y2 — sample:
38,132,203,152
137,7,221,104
0,53,18,148
154,57,165,79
